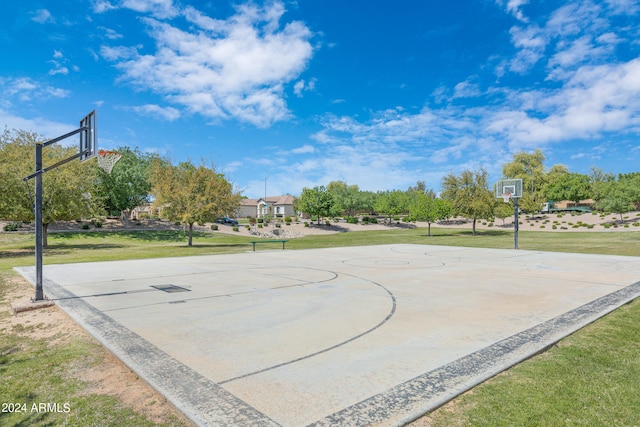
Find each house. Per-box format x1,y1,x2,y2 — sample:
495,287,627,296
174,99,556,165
237,195,296,218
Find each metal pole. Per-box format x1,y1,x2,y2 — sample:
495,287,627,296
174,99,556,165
34,142,44,301
514,197,519,250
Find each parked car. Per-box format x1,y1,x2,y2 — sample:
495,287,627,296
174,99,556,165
215,217,238,225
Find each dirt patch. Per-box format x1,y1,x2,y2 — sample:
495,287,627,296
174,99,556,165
2,276,194,426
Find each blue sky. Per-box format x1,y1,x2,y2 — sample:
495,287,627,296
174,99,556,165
1,1,639,198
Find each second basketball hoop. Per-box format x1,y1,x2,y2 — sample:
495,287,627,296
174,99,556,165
495,178,523,250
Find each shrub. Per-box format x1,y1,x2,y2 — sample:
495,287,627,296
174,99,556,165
346,216,358,224
552,225,557,230
232,226,239,232
304,222,309,227
284,216,292,223
211,224,218,230
258,224,263,228
257,218,264,224
92,220,103,228
3,222,20,232
325,220,331,226
633,222,640,227
81,223,90,230
275,223,281,228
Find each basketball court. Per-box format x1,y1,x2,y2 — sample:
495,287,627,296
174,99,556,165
16,244,640,426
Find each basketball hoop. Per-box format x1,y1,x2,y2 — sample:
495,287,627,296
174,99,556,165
97,149,122,174
502,192,512,203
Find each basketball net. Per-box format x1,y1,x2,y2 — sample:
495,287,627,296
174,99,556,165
97,149,122,174
502,191,512,203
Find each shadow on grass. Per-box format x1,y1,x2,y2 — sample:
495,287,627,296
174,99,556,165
43,243,125,255
51,230,205,242
418,229,512,238
176,243,250,249
0,249,33,259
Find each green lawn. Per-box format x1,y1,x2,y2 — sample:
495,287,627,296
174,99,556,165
1,227,639,426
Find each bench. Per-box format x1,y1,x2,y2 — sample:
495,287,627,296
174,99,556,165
248,239,288,251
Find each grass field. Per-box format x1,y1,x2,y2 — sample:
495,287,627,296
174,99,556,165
1,227,639,426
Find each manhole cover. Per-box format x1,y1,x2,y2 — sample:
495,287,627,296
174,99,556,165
151,284,191,293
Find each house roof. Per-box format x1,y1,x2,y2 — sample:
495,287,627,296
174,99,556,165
240,196,295,206
240,198,259,207
264,195,295,205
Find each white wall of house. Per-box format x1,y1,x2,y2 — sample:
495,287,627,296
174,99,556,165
237,196,295,218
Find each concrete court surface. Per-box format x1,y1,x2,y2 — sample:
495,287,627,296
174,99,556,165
15,244,640,426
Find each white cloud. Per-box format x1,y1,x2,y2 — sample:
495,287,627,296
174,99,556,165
452,79,481,99
1,77,70,102
223,161,242,173
48,65,69,76
31,9,54,24
121,0,178,19
291,144,315,154
0,109,78,142
293,78,316,97
99,26,124,40
129,104,180,121
507,25,547,73
305,46,640,187
496,0,530,22
605,0,640,14
486,58,640,146
503,0,628,76
102,2,313,128
93,1,117,14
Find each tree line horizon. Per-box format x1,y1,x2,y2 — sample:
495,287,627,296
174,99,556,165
2,130,639,239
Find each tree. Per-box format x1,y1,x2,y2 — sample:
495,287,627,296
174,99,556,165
0,129,34,220
374,190,409,224
597,179,639,222
296,186,338,224
40,145,102,247
358,191,378,215
541,164,570,199
617,172,640,208
326,181,362,217
1,129,101,247
441,168,495,235
502,149,546,196
151,159,241,246
590,167,616,204
408,194,451,236
517,192,545,214
494,201,514,226
543,172,591,205
95,146,158,225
